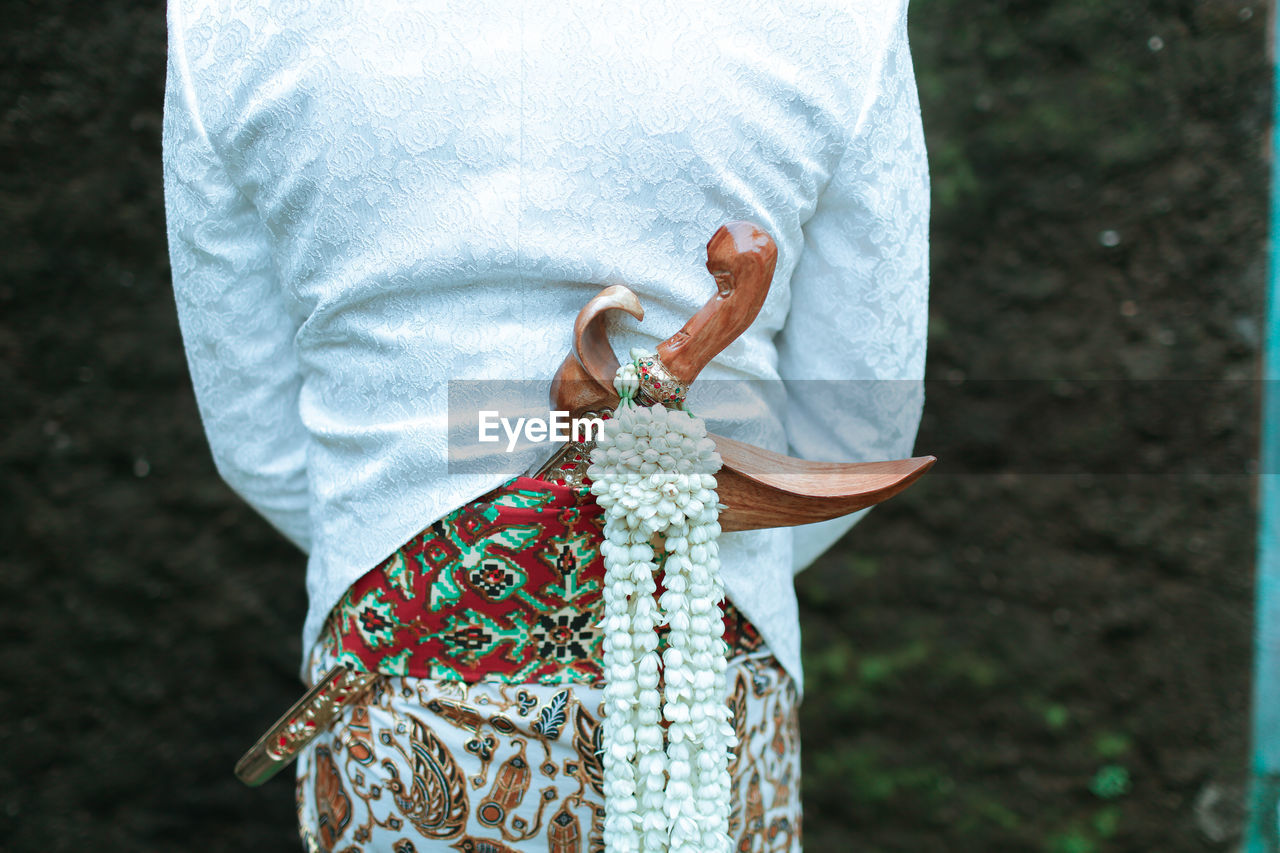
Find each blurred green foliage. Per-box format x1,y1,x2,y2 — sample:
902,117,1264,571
800,1,1266,848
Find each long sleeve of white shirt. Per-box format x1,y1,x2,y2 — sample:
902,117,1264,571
779,1,930,573
161,0,929,690
163,26,313,552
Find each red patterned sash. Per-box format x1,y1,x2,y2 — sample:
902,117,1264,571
323,476,764,685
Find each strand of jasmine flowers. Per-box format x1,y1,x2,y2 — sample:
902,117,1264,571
590,354,733,853
599,517,640,849
596,360,657,852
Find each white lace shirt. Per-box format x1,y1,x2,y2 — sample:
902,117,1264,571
162,0,930,690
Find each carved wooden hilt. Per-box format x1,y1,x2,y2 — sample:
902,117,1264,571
656,221,775,385
549,221,775,416
545,221,934,531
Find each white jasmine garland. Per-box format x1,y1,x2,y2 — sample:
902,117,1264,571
588,354,737,853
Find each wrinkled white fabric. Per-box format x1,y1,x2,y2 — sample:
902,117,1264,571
162,0,930,691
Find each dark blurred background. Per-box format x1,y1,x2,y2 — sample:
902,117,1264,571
1,0,1271,850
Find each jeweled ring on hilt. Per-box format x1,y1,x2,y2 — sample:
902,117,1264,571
631,351,690,408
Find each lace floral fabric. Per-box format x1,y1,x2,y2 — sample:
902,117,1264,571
162,0,931,690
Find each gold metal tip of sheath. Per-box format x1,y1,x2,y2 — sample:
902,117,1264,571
235,665,382,787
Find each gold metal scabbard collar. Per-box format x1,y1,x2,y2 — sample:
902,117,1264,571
235,664,382,787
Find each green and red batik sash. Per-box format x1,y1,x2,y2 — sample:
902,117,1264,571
323,476,763,684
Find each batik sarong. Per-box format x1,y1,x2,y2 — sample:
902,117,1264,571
295,476,803,852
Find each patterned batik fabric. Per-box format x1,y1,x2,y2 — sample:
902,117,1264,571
295,644,802,853
324,476,765,684
297,474,800,851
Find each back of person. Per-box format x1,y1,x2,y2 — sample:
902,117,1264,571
164,1,929,849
